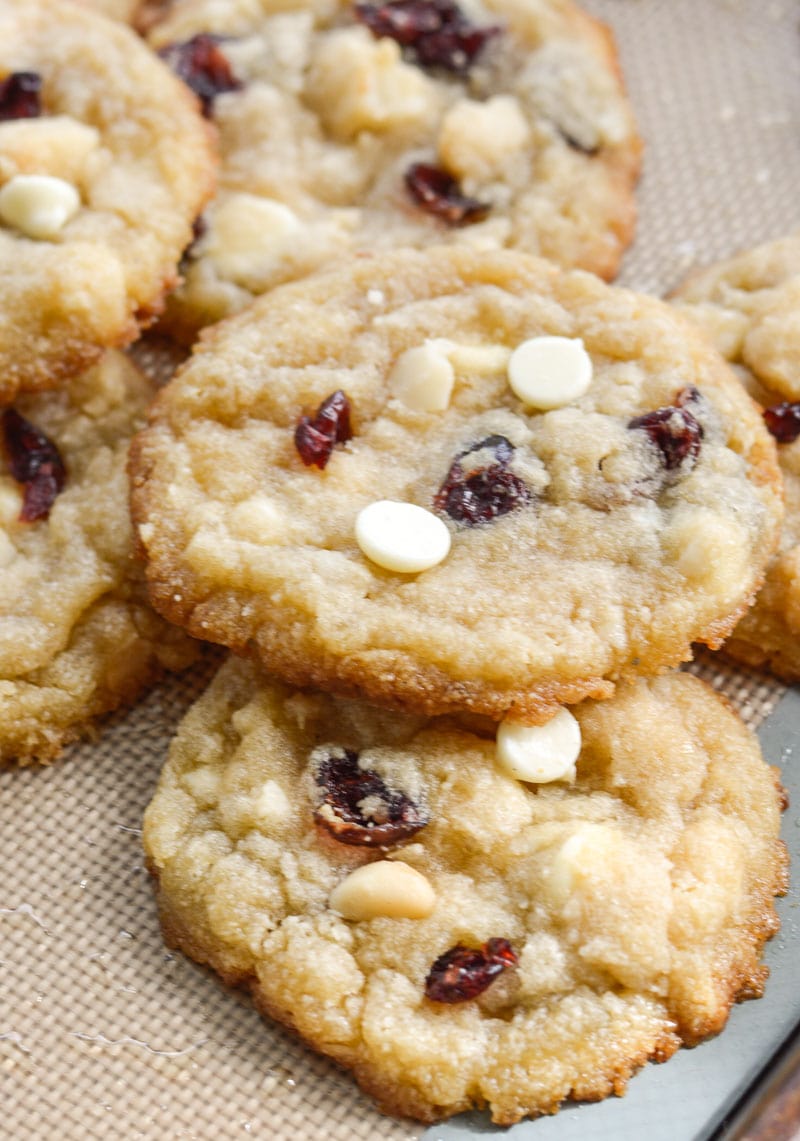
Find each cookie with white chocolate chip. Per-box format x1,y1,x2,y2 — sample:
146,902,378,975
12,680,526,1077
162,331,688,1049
130,246,782,724
145,0,641,341
143,656,787,1124
0,351,199,765
0,0,215,400
672,232,800,681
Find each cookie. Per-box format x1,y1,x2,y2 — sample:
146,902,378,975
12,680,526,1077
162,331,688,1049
146,0,641,341
143,657,787,1124
1,350,199,765
130,246,782,724
672,233,800,680
0,0,215,400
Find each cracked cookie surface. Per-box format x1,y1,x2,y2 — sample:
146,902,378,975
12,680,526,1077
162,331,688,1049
146,0,640,341
143,657,787,1124
130,247,782,723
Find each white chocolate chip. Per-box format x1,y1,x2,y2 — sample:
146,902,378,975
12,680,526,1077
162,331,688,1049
389,341,455,412
0,174,80,239
203,193,301,286
507,336,593,410
496,708,581,784
355,500,451,573
329,860,436,921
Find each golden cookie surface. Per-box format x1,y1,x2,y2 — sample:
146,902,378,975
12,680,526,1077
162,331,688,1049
131,247,782,723
143,658,787,1124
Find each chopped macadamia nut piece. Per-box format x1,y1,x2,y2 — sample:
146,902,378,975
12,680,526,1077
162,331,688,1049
438,96,531,183
330,860,436,920
446,342,511,377
389,341,455,412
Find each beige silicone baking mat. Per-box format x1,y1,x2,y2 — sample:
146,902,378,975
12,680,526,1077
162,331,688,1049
2,1,800,1138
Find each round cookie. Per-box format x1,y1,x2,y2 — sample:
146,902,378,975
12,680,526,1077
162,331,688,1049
0,351,199,765
146,0,641,341
0,0,215,400
672,233,800,680
143,657,788,1124
130,247,783,724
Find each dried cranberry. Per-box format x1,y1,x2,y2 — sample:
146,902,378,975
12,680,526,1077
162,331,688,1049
0,72,42,121
405,163,490,227
2,408,66,522
355,0,498,73
158,34,241,116
314,749,428,847
763,402,800,444
294,390,353,470
628,402,703,471
434,435,530,525
425,938,518,1003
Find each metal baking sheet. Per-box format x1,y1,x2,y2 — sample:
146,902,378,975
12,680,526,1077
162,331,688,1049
3,1,800,1138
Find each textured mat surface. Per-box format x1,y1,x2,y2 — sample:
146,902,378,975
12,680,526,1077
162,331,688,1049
2,2,799,1138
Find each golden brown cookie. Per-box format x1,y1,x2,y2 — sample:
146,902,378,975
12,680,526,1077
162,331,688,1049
1,351,199,764
143,657,787,1124
130,247,782,724
672,233,800,680
146,0,641,341
0,0,215,400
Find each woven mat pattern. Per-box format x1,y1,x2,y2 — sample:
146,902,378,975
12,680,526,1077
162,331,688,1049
2,2,798,1137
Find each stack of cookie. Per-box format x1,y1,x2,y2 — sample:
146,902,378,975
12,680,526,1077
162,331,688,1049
0,0,791,1128
132,245,788,1123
